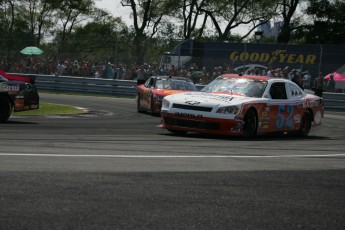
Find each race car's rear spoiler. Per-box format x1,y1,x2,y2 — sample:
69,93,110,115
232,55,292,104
7,74,36,84
0,70,36,84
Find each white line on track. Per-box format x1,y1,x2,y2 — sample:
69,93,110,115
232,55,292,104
325,114,345,119
0,153,345,158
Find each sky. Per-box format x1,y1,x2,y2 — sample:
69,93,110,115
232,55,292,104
95,0,132,24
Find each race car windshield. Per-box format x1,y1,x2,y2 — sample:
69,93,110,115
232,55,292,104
201,77,268,98
0,75,9,82
156,79,197,91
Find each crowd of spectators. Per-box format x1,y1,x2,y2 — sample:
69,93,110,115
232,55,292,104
1,56,223,84
1,56,336,92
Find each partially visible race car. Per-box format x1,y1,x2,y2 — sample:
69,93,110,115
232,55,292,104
0,69,35,84
0,73,39,122
136,76,197,114
160,74,324,137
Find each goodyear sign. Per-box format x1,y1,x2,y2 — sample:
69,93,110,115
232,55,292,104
173,40,345,75
229,50,317,65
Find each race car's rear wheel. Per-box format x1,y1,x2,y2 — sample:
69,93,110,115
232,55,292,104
0,95,12,122
242,108,258,138
299,110,312,136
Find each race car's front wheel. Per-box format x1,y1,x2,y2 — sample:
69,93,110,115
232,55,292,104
150,96,155,115
299,110,312,136
242,108,258,138
0,95,12,122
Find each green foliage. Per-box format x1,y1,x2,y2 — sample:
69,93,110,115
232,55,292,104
302,0,345,44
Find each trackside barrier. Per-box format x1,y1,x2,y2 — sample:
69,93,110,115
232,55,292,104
322,92,345,111
8,73,345,110
11,74,138,97
9,73,206,97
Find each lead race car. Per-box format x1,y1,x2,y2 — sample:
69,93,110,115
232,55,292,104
0,71,39,122
160,74,324,137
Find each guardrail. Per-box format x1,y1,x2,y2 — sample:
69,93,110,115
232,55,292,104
9,73,205,97
8,73,345,111
36,75,137,97
322,92,345,111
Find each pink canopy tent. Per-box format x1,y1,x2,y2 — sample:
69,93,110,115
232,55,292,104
324,72,345,81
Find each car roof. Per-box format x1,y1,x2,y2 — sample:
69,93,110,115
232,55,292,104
220,73,270,81
153,75,193,82
220,74,293,83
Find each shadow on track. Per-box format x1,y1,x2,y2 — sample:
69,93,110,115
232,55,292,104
1,121,38,125
159,132,330,141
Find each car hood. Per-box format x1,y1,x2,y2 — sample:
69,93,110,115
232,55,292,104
165,91,259,107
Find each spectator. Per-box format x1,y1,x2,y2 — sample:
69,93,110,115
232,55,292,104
327,74,336,92
115,63,125,79
150,64,160,76
313,72,324,97
72,60,80,76
136,65,146,85
95,66,100,78
106,62,115,79
168,65,178,76
56,60,65,76
159,65,167,75
291,73,304,90
303,71,311,89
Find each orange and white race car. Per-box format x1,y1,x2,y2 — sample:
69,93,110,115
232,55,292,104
160,74,324,137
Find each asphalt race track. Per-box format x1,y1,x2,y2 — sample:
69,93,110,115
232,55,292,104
1,93,345,230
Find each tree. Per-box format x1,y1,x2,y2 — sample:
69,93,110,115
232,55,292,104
50,0,94,45
0,0,33,58
65,9,130,63
121,0,170,64
276,0,302,43
161,0,208,39
22,0,55,45
198,0,279,41
303,0,345,44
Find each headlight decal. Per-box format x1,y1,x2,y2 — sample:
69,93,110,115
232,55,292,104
216,105,240,114
162,98,170,109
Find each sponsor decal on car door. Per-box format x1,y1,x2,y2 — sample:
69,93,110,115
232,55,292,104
266,82,302,132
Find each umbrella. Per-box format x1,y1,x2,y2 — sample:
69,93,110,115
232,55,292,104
324,72,345,81
20,46,43,55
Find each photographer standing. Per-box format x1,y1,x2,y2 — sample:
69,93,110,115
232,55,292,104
313,72,324,97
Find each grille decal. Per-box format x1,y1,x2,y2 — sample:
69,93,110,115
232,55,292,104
172,103,212,112
165,117,220,130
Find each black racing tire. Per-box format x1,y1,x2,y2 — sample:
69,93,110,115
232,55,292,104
0,95,12,122
136,94,142,113
150,96,155,115
299,110,312,136
242,108,258,138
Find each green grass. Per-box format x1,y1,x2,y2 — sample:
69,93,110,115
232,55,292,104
13,102,85,116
